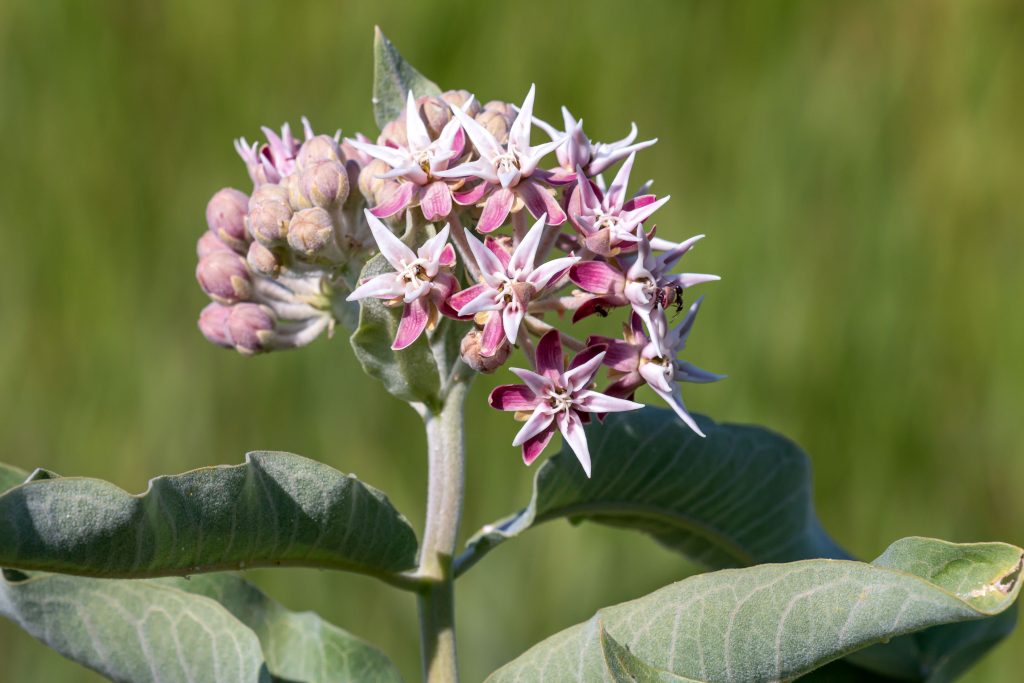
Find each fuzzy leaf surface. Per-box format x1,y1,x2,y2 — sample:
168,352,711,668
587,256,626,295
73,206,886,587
372,27,441,130
487,538,1024,683
0,452,417,580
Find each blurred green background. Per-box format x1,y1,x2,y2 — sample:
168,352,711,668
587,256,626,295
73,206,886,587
1,0,1021,680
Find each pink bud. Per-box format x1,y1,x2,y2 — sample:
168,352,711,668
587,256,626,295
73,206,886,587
301,159,349,208
476,102,517,144
246,240,280,277
196,251,252,304
227,303,275,354
284,173,312,211
196,230,233,259
247,185,292,246
358,159,395,205
417,95,452,139
287,207,336,257
377,118,408,148
460,329,511,374
441,89,482,117
198,302,233,348
205,188,250,251
296,135,341,170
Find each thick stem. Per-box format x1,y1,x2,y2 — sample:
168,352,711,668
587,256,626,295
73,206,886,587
417,380,469,683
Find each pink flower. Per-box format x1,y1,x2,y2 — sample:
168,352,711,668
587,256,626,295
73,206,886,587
534,107,656,182
447,214,578,356
589,304,724,437
435,85,567,232
347,92,467,221
346,209,459,350
235,118,326,186
567,152,669,256
489,330,643,476
570,228,719,353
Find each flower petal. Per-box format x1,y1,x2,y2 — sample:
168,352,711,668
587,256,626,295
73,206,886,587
434,158,499,185
464,231,506,279
448,99,503,160
489,384,540,411
563,350,606,390
456,285,500,317
527,255,579,290
521,429,555,466
392,297,430,350
649,382,705,437
534,329,564,378
575,389,644,414
346,272,404,301
420,181,453,221
509,213,547,273
556,411,592,477
516,180,566,225
509,367,551,396
370,182,417,219
404,91,431,151
501,299,527,346
512,408,555,448
605,151,636,212
570,261,624,294
480,311,506,356
477,187,515,233
508,84,536,154
675,360,726,384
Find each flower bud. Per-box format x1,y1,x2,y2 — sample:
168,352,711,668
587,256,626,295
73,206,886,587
247,184,292,246
476,102,517,144
226,303,275,355
460,328,511,373
301,159,349,208
287,207,337,258
358,158,393,205
284,173,312,211
205,188,250,252
441,89,481,117
417,96,452,139
196,251,252,304
246,240,280,277
296,134,341,170
378,118,407,148
197,230,233,259
198,302,233,348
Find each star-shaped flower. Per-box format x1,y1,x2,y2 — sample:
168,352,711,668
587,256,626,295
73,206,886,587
347,92,467,221
589,304,724,437
534,107,656,182
235,119,322,186
567,152,669,256
435,85,568,232
346,209,459,350
447,214,579,356
489,330,643,476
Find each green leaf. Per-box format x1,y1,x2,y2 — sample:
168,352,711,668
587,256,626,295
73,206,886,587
459,409,848,577
372,27,441,130
0,451,418,581
486,537,1024,683
349,253,463,411
0,570,270,683
0,461,27,493
157,573,403,683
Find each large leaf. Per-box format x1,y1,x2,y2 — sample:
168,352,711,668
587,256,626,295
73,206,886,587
0,569,270,683
158,573,403,683
0,461,27,492
349,253,463,412
458,410,848,577
372,27,442,130
0,452,418,581
487,537,1024,683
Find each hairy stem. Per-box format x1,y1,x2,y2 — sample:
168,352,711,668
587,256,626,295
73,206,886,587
417,379,469,683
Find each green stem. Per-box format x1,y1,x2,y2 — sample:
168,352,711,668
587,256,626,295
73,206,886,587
417,379,469,683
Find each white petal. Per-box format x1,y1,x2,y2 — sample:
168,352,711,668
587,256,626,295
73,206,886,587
363,209,417,267
346,273,404,301
509,214,547,273
557,411,592,477
404,90,431,151
512,409,554,447
510,367,552,396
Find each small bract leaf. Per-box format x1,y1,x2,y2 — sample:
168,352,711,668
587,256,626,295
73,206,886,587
0,571,269,683
157,573,404,683
0,452,418,581
486,537,1024,683
373,27,441,130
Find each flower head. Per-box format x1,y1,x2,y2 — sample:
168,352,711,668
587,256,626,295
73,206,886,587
590,303,724,436
567,152,669,256
347,209,459,350
347,91,467,221
235,119,329,186
489,330,643,476
535,107,656,181
436,85,568,231
448,214,578,355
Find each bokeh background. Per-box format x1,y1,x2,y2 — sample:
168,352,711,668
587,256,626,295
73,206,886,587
1,0,1022,680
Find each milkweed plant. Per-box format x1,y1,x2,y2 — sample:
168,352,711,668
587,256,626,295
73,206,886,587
1,29,1020,683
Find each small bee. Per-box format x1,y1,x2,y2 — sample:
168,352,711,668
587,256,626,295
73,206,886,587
593,304,610,318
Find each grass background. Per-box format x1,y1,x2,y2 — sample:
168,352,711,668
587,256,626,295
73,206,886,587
1,0,1022,680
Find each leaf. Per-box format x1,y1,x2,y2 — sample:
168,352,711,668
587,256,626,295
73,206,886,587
372,27,442,130
157,573,403,683
459,409,849,577
0,461,27,492
0,451,418,581
0,570,270,683
349,253,463,411
486,537,1024,683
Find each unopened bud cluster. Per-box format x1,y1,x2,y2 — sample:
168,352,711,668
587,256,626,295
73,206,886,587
196,82,724,475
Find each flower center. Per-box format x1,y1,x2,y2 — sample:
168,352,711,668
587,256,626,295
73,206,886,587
545,385,576,413
494,152,521,174
399,258,430,284
594,212,621,232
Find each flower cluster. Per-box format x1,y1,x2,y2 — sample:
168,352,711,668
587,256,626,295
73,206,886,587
196,85,722,475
